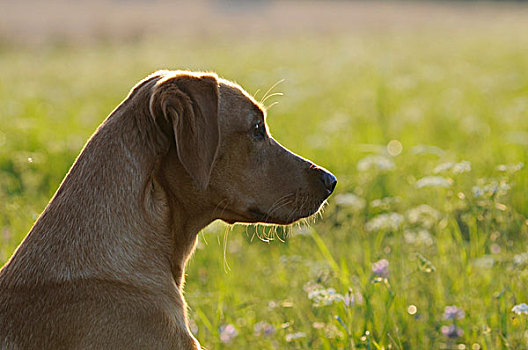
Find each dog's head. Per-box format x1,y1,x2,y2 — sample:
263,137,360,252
149,71,336,225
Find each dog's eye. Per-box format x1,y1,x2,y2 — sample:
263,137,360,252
252,122,266,140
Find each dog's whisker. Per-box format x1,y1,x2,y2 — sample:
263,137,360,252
260,79,285,104
212,198,229,219
261,92,283,105
249,225,257,242
200,231,208,246
222,225,231,273
262,193,295,223
264,198,294,221
265,101,280,110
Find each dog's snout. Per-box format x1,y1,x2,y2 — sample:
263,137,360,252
315,168,337,195
321,171,337,194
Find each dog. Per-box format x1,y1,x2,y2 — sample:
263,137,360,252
0,70,337,349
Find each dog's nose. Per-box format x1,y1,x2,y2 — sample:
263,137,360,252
318,169,337,195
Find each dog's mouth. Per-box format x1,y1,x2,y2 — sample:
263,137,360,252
246,200,325,225
218,192,330,226
221,207,279,225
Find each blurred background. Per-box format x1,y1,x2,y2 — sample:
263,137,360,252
1,1,528,349
2,1,528,46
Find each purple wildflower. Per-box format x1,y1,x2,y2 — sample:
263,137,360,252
219,324,238,343
443,305,465,320
343,288,355,307
441,324,463,339
254,321,275,337
372,259,389,278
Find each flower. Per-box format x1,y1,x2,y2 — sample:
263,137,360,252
323,323,344,339
307,287,345,307
372,259,389,278
434,161,471,174
365,213,404,232
472,255,494,269
343,288,355,307
513,252,528,266
441,324,464,338
254,321,275,337
335,193,366,211
219,324,238,343
404,229,434,246
406,204,441,229
496,162,524,173
416,176,451,188
370,196,401,210
452,161,471,174
512,303,528,315
357,155,395,172
312,322,325,329
433,162,455,173
303,280,324,293
285,332,306,342
443,305,465,320
472,180,511,198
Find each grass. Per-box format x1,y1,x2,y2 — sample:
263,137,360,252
1,19,528,349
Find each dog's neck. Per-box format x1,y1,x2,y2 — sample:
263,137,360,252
1,84,211,293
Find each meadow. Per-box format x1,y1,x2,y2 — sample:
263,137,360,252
1,2,528,348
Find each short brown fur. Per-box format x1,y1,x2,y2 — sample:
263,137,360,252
0,71,336,349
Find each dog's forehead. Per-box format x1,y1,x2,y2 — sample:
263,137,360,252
218,79,266,123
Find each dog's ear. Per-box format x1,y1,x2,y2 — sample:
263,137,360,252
150,73,220,190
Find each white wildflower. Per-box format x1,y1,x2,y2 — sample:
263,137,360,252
472,181,511,198
303,281,324,293
404,229,434,246
435,160,471,174
452,161,471,174
496,162,524,173
416,176,451,188
513,252,528,266
406,204,442,229
307,288,345,307
512,303,528,315
365,212,404,232
285,332,306,342
417,230,434,246
473,255,494,269
323,323,344,339
335,193,366,212
357,155,395,172
370,197,401,210
433,162,454,174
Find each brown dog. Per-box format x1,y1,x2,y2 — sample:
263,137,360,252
0,71,336,349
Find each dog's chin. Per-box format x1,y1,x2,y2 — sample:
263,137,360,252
219,198,327,225
244,202,325,225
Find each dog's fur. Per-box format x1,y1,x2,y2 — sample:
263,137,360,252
0,71,336,349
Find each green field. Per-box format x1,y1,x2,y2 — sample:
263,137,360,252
1,6,528,349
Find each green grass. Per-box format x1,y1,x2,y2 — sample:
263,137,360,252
1,25,528,349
